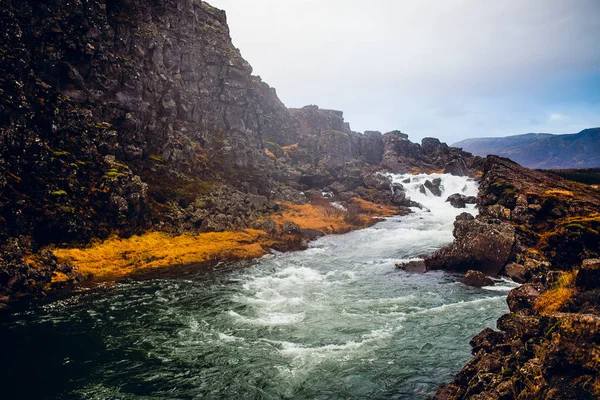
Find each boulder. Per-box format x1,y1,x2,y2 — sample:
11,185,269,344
328,181,347,195
504,262,526,283
462,270,495,287
392,191,407,206
362,173,391,191
391,182,404,193
425,214,515,276
446,193,467,208
281,221,302,234
506,283,542,312
396,260,426,273
424,178,442,196
470,327,506,354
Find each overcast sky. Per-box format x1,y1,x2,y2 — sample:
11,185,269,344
209,0,600,143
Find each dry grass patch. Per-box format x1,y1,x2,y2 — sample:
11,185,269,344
545,189,574,197
272,199,397,234
281,143,298,152
535,271,578,315
347,198,397,217
54,229,271,281
271,202,354,233
264,148,276,159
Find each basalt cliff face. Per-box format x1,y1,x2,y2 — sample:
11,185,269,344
431,156,600,399
0,0,477,307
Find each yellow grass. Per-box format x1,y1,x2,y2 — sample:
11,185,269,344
281,143,298,152
347,198,397,217
545,189,574,197
52,199,399,283
272,203,353,233
272,199,397,234
534,270,577,315
54,230,271,281
265,148,276,159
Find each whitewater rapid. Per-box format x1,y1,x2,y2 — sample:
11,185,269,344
0,173,516,399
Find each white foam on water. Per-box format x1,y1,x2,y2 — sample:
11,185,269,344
413,296,505,315
269,326,396,362
228,310,306,326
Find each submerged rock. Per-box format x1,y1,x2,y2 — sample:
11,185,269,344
461,270,494,287
396,260,426,273
503,262,526,283
424,178,443,197
445,193,477,208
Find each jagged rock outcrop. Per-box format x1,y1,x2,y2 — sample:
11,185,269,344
434,156,600,399
381,135,476,175
426,212,515,276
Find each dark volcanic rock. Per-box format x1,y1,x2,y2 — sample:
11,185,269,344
576,258,600,290
425,213,515,276
446,193,467,208
506,283,542,312
435,156,600,400
462,270,494,287
396,260,426,273
503,262,526,283
424,178,443,197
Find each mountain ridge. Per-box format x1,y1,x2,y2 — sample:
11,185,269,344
452,128,600,169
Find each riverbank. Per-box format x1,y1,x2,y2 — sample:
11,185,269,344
39,198,399,288
0,172,505,400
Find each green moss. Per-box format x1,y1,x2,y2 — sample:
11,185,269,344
149,154,164,163
564,223,587,231
103,171,125,179
94,122,112,129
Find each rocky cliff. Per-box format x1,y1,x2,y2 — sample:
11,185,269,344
0,0,477,307
430,156,600,399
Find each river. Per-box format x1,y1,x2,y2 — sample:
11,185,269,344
0,173,515,399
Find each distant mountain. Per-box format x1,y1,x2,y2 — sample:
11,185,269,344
452,128,600,169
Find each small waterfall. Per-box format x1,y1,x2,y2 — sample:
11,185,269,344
388,173,479,216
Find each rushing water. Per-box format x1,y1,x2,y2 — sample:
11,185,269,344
0,174,516,399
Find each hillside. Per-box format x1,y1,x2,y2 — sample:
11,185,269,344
453,128,600,169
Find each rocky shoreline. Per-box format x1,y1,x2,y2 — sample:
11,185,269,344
431,156,600,399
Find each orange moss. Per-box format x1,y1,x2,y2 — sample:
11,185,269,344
545,189,574,197
534,271,578,315
271,202,354,233
272,199,396,234
281,143,298,152
347,198,397,217
535,287,575,315
54,229,272,281
51,271,70,283
265,148,276,159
